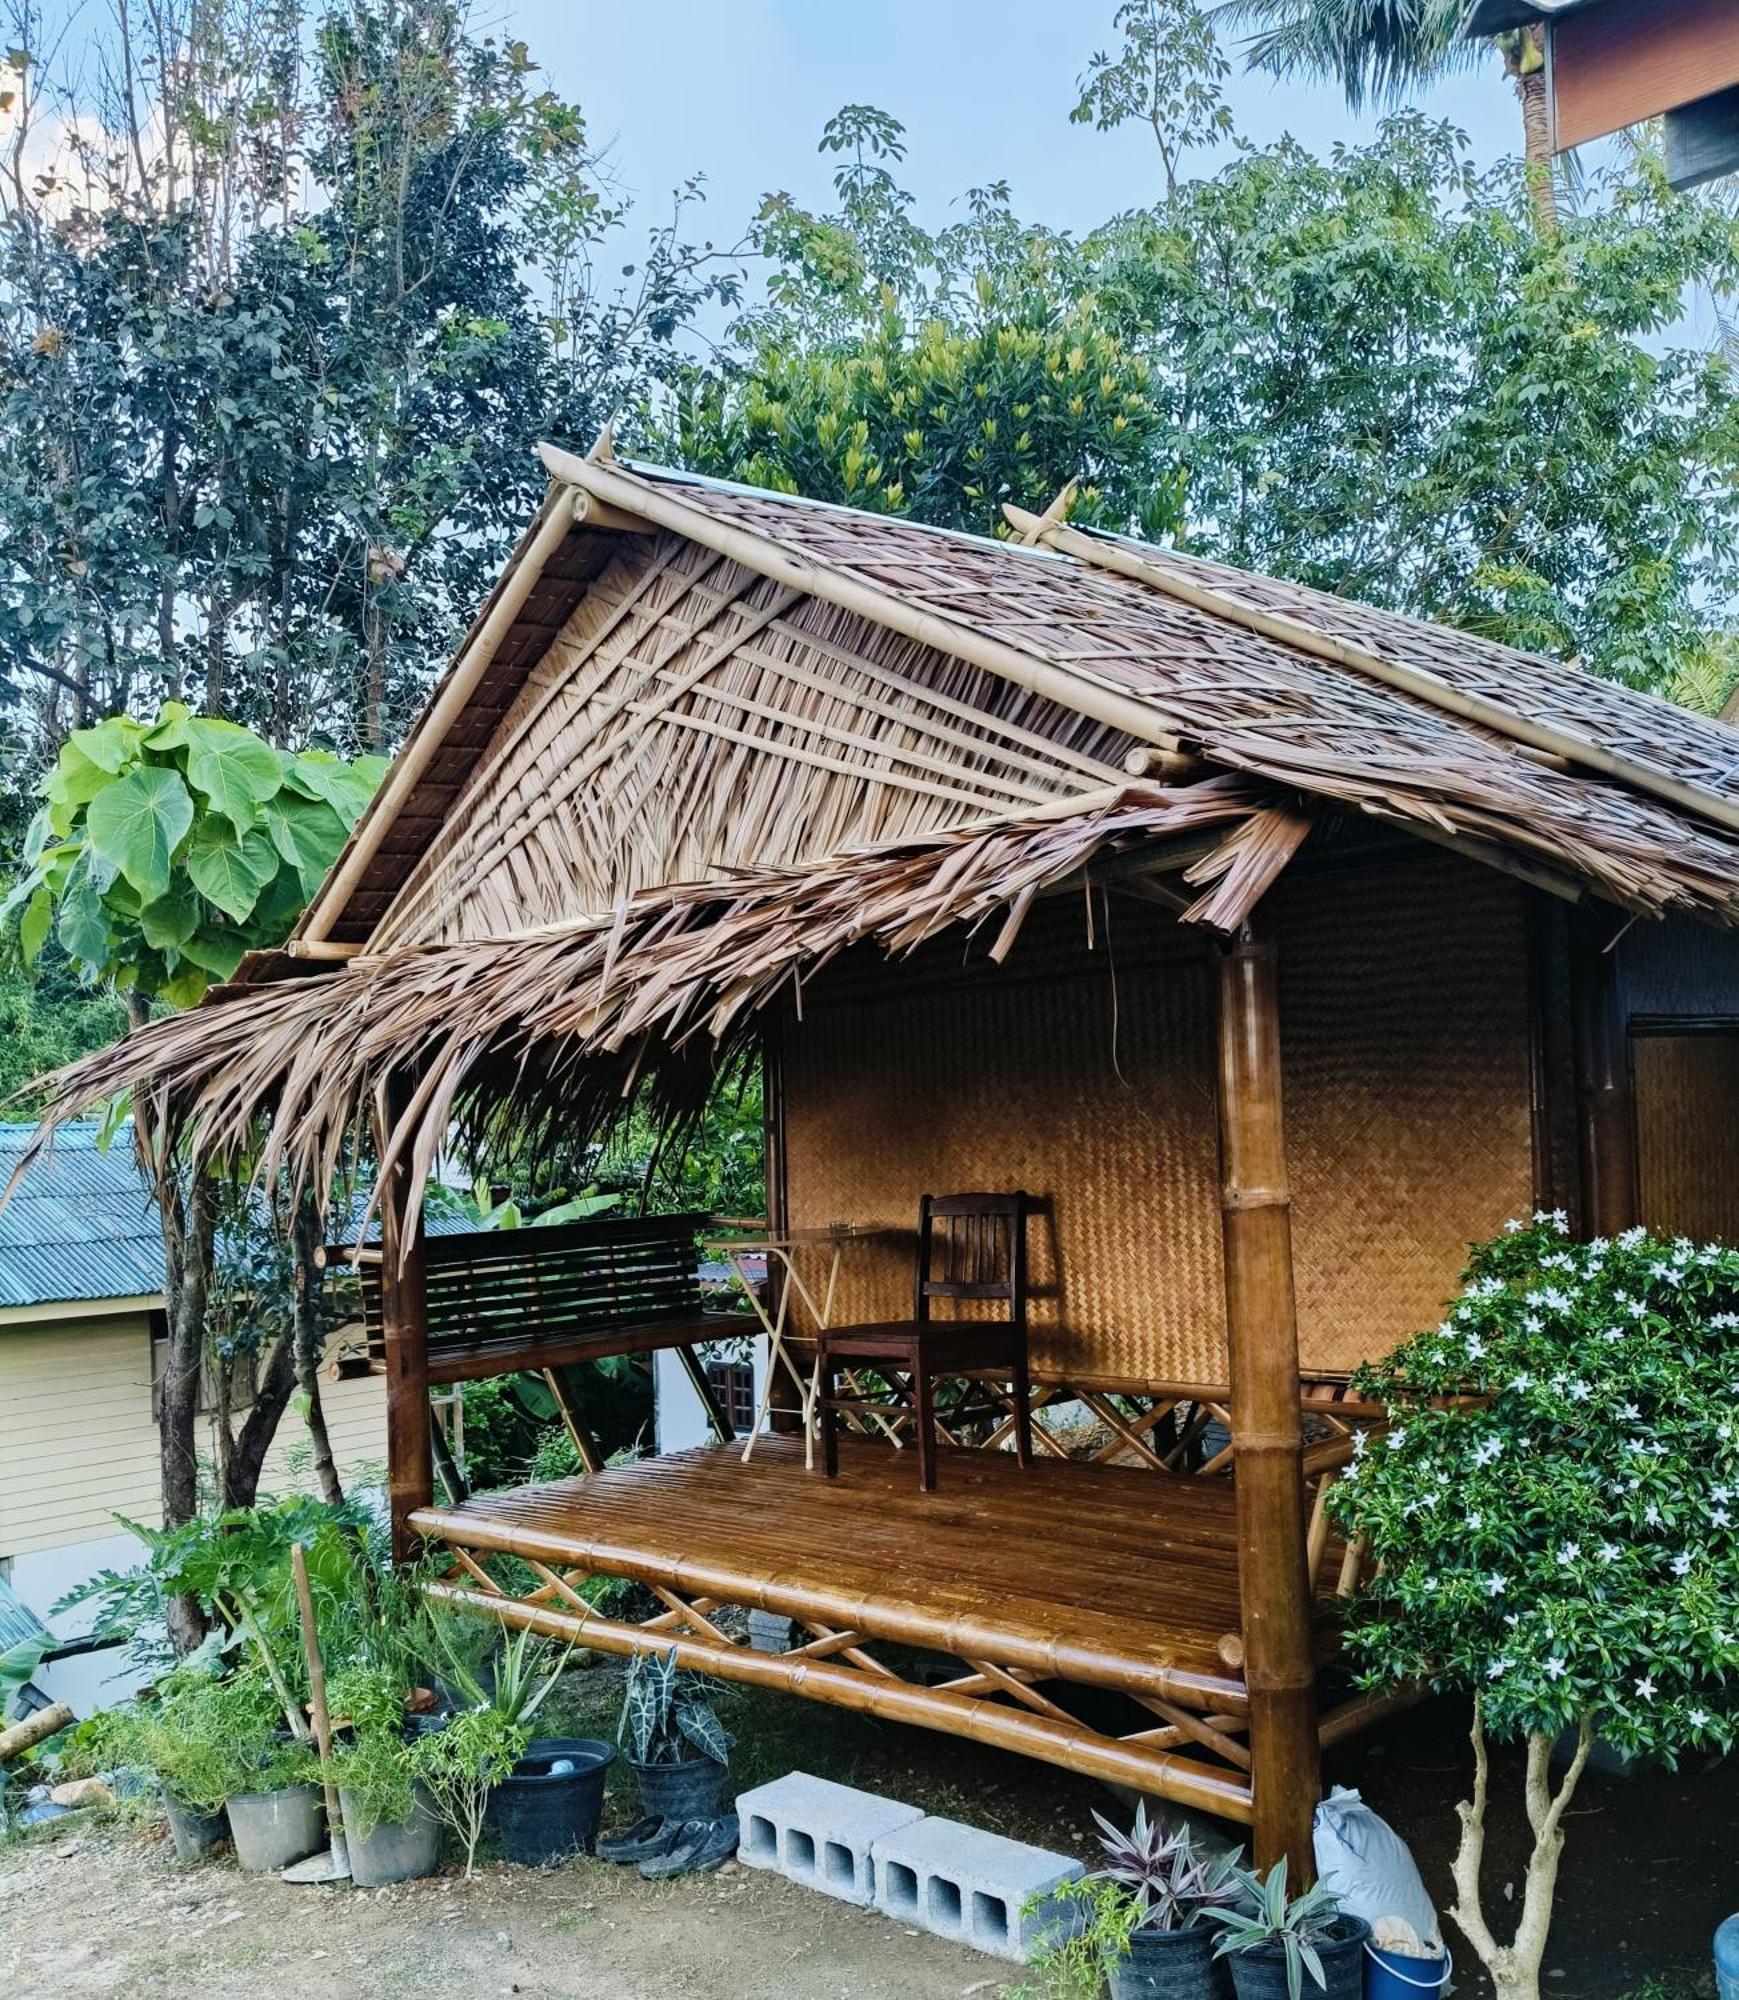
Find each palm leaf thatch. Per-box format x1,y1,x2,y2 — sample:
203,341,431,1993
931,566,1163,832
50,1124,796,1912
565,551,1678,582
18,781,1280,1227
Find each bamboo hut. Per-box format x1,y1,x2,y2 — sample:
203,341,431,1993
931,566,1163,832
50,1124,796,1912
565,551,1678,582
29,441,1739,1874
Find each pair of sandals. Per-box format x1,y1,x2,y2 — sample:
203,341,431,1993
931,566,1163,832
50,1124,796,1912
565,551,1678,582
597,1810,740,1879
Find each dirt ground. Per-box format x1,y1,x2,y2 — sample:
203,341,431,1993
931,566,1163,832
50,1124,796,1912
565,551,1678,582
1,1683,1729,2000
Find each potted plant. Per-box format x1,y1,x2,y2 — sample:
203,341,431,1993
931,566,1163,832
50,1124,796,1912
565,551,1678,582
1092,1807,1244,1998
209,1673,324,1873
328,1664,443,1887
1206,1861,1368,2000
602,1649,733,1864
128,1676,235,1865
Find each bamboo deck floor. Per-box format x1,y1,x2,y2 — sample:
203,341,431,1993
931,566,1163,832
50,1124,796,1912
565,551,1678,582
414,1435,1251,1706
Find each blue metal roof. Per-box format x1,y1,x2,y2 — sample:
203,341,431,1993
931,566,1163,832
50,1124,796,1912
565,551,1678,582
0,1121,164,1311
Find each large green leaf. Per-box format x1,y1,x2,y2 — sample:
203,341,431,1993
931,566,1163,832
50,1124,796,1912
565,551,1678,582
142,700,194,752
83,767,194,902
183,718,285,832
67,714,144,775
56,878,111,969
18,885,53,963
185,819,279,923
174,930,247,980
44,744,115,836
283,749,377,821
137,881,198,951
262,792,348,891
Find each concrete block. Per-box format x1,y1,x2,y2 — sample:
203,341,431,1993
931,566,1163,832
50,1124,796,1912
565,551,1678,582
746,1609,794,1654
870,1814,1084,1962
734,1772,926,1907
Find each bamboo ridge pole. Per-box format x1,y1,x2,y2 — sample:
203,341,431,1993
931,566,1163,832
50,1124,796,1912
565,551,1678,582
543,446,1201,764
1004,506,1739,844
1569,906,1640,1238
300,486,590,945
1216,926,1321,1878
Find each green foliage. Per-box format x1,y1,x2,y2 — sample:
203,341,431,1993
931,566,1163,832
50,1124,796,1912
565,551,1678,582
1209,0,1473,111
619,1647,732,1766
1205,1859,1346,2000
1088,1805,1244,1932
0,1633,50,1721
0,0,732,751
121,1664,314,1813
1071,0,1238,195
3,708,383,1005
415,1701,524,1877
1333,1219,1739,1761
0,957,126,1112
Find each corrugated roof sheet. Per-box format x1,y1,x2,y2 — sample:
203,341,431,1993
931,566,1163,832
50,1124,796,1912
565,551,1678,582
0,1121,163,1310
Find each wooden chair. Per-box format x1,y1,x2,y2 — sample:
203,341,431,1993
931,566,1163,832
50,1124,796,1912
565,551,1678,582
818,1192,1033,1491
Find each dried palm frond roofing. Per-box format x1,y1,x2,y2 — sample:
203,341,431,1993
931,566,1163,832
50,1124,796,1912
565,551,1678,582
20,447,1739,1207
30,783,1274,1215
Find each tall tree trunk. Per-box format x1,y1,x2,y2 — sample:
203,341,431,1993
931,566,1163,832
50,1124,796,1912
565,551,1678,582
292,1194,345,1507
1511,26,1559,233
127,994,214,1653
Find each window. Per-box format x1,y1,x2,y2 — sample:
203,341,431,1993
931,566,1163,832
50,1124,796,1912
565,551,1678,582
706,1359,756,1437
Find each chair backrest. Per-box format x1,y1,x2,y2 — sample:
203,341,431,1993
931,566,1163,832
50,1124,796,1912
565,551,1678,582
914,1192,1030,1326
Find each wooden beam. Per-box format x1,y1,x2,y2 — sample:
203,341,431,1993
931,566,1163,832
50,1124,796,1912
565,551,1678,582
673,1345,736,1444
379,1076,433,1564
1216,925,1321,1878
1570,905,1640,1239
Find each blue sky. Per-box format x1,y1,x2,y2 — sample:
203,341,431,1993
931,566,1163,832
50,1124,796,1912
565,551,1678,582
514,0,1525,246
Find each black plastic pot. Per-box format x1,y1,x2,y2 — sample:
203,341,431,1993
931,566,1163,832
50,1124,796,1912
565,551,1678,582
161,1789,228,1866
1110,1921,1232,2000
628,1753,728,1823
485,1737,615,1866
1223,1915,1370,2000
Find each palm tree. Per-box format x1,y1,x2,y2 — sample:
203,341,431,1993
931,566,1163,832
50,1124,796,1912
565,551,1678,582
1211,0,1559,228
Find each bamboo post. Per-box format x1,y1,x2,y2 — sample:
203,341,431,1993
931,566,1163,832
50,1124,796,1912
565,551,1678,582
1215,925,1321,1879
1569,905,1639,1239
378,1076,433,1564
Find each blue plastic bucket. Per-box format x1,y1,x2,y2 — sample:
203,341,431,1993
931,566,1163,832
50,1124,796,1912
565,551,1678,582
1715,1912,1739,2000
1365,1941,1452,1999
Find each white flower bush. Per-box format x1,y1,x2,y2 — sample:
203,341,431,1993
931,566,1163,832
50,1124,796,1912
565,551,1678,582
1331,1218,1739,2000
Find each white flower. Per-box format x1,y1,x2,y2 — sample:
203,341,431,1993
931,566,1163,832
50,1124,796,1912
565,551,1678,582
1472,1436,1504,1468
1510,1371,1533,1391
1523,1315,1542,1334
1589,1237,1611,1256
1620,1403,1641,1421
1713,1507,1731,1529
1545,1656,1568,1681
1645,1503,1662,1527
1504,1218,1523,1234
1569,1381,1592,1403
1620,1226,1648,1248
1602,1328,1624,1344
1670,1553,1693,1577
1351,1430,1368,1459
1635,1675,1658,1701
1485,1572,1507,1596
1556,1542,1580,1566
1503,1612,1520,1628
1468,1511,1483,1531
1690,1707,1711,1729
1487,1657,1512,1679
1598,1542,1621,1564
1466,1334,1487,1360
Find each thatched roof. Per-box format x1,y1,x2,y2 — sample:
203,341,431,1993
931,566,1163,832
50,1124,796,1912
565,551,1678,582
19,444,1739,1213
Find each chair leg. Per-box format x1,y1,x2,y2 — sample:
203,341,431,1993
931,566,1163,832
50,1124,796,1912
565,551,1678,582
821,1357,840,1478
913,1368,937,1492
1012,1353,1032,1469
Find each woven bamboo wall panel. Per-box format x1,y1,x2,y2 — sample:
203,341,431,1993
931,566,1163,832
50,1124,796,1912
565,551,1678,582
1635,1033,1739,1244
1272,858,1534,1372
783,855,1536,1388
782,895,1227,1388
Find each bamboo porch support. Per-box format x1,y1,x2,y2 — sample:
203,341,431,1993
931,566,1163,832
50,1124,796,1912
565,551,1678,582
1569,904,1640,1239
1216,925,1322,1879
379,1074,434,1564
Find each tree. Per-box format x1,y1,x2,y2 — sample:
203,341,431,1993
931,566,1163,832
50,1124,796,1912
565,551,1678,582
1070,0,1238,198
1,707,383,1635
1207,1,1560,227
672,113,1176,539
0,0,734,773
1081,117,1739,685
1333,1217,1739,2000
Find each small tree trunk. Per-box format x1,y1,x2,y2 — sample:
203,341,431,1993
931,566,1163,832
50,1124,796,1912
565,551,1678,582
292,1195,345,1507
224,1332,300,1509
1448,1700,1593,2000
